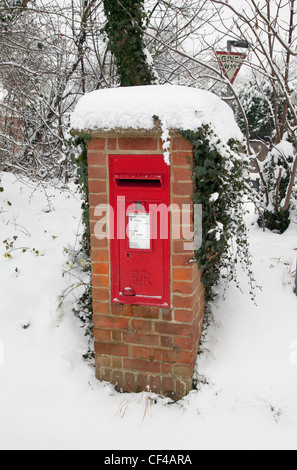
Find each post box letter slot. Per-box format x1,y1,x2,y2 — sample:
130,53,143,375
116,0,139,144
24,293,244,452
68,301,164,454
115,175,162,189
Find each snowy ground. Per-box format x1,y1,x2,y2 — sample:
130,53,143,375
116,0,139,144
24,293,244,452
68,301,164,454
0,171,297,450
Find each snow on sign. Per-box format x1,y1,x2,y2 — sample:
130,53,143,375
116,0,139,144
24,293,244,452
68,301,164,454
216,51,247,84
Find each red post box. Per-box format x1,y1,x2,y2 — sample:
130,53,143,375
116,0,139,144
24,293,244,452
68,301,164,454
85,132,205,400
109,154,170,308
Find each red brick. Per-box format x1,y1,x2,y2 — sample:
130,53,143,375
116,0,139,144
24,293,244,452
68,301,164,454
172,137,193,151
172,280,196,295
94,329,111,342
173,336,192,350
135,374,150,393
89,193,108,207
123,333,159,346
118,137,158,151
88,138,106,151
133,346,151,360
90,236,108,251
124,372,136,392
90,231,109,247
172,167,193,181
174,309,197,323
154,349,193,364
124,358,161,374
160,336,173,348
110,303,122,316
172,240,188,254
162,377,175,395
149,375,161,393
92,287,110,302
95,342,129,357
96,356,112,368
97,367,111,383
112,357,123,369
88,166,107,180
132,306,160,320
161,309,172,321
172,239,196,253
155,322,192,337
91,249,109,262
175,377,192,399
88,179,107,194
93,301,110,315
171,152,193,166
107,138,117,150
172,254,195,267
112,331,122,342
93,315,129,330
191,347,199,365
133,319,152,333
197,304,206,324
173,294,196,309
161,363,172,374
197,282,206,299
92,274,109,288
173,266,195,281
171,195,193,207
92,262,109,275
87,152,107,166
173,181,193,196
122,305,133,317
182,240,195,253
111,370,124,391
172,364,194,378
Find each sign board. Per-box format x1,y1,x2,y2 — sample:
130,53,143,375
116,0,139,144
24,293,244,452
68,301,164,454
128,212,150,250
216,51,247,84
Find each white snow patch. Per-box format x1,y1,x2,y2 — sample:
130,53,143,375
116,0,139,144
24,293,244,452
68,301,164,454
71,85,242,144
210,192,219,202
0,82,5,103
271,140,295,163
1,173,297,449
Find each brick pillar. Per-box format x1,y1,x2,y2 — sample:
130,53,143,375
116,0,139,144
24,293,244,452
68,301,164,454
87,133,205,401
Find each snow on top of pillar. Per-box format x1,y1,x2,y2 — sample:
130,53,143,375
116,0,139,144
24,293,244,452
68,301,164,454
71,84,242,142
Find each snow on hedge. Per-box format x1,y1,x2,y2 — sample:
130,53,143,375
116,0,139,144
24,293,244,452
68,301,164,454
71,84,243,143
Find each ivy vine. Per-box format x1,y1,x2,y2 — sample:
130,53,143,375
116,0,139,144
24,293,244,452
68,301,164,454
71,132,92,257
102,0,156,87
182,126,257,303
68,132,94,344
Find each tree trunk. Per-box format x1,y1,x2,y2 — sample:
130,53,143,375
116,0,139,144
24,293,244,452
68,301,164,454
103,0,156,87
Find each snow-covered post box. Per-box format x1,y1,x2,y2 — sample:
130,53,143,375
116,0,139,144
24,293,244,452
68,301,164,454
71,85,235,400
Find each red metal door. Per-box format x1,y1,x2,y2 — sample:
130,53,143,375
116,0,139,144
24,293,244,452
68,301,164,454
109,155,170,308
